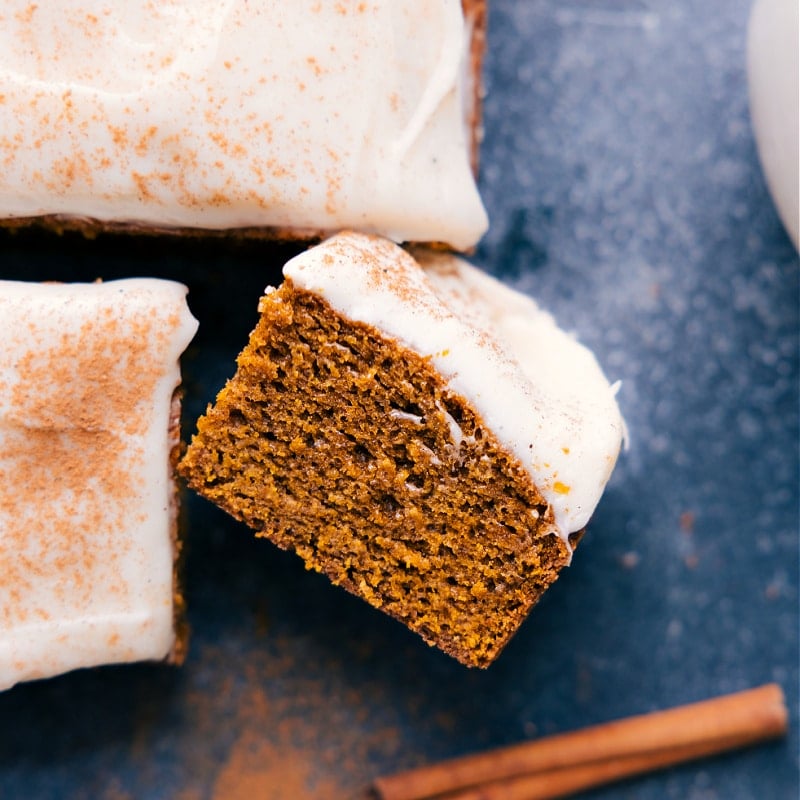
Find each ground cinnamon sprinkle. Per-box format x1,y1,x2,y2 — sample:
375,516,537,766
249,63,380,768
0,285,191,682
165,641,412,800
212,724,341,800
0,304,166,629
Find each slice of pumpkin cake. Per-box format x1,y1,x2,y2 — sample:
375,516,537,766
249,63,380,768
179,232,624,667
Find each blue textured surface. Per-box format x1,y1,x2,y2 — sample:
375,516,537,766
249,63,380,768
0,1,797,798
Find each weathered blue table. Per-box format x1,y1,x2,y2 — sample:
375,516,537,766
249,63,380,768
0,2,797,798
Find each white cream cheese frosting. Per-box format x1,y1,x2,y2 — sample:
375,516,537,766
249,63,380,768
284,232,625,542
0,278,198,691
0,1,487,250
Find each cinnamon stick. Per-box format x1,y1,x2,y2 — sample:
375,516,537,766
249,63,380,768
428,735,775,800
373,684,788,800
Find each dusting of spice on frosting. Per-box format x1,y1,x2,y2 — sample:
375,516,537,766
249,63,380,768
0,1,487,248
0,278,197,690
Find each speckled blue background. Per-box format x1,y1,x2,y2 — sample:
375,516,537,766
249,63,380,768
0,1,797,798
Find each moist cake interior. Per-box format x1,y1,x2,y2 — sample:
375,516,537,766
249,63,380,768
181,282,579,667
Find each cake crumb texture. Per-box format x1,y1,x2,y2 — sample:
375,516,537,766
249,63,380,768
180,283,575,667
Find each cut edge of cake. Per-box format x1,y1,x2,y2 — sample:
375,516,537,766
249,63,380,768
179,232,624,667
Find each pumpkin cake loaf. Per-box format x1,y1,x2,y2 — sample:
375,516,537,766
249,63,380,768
0,279,198,691
179,232,625,667
0,0,486,250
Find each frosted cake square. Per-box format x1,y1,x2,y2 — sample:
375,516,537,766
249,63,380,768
0,1,487,250
0,279,197,690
